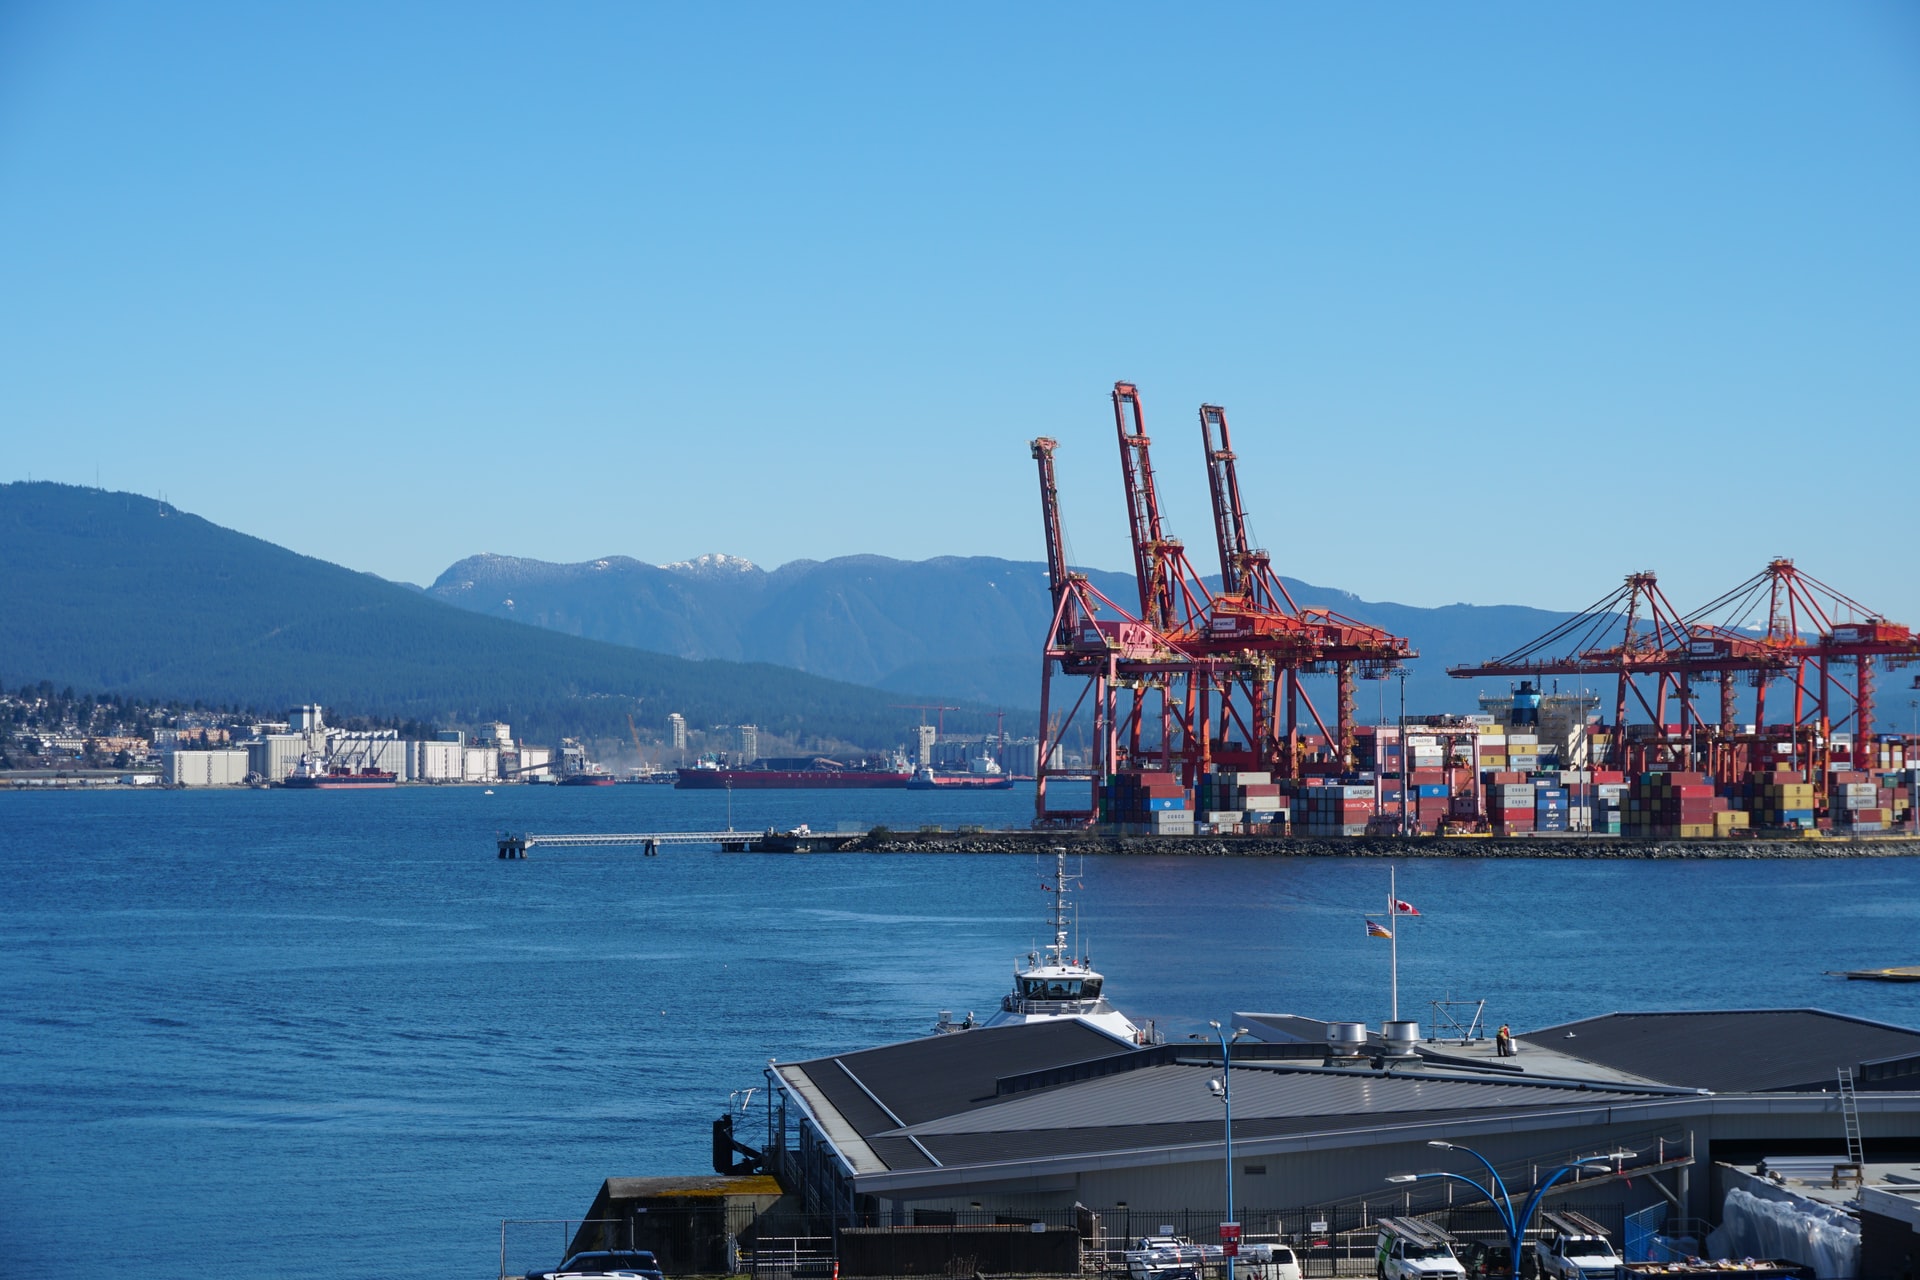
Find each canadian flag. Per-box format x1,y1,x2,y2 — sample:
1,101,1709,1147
1394,899,1420,916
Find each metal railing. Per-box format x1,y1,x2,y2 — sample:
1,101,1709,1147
499,1218,636,1280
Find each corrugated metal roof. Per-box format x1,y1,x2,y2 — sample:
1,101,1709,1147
1241,1013,1335,1044
793,1020,1137,1135
911,1101,1634,1168
904,1062,1656,1137
1519,1009,1920,1092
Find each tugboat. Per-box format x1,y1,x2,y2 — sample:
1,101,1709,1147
933,848,1160,1045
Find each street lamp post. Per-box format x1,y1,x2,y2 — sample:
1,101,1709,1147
1385,1141,1631,1277
1191,1022,1251,1280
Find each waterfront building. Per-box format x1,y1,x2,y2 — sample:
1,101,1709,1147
762,1008,1920,1233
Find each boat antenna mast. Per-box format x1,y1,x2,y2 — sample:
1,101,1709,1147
1042,845,1083,967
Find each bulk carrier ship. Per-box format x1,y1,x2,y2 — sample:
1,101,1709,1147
674,753,914,790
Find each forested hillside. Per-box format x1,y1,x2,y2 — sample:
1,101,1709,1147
0,483,997,748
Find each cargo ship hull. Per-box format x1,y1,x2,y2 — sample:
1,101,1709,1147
280,771,398,790
675,768,911,790
905,775,1016,791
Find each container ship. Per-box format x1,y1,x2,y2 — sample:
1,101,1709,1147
675,754,912,790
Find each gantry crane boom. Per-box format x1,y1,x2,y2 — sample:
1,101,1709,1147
1200,403,1252,599
1112,382,1209,635
1031,437,1072,615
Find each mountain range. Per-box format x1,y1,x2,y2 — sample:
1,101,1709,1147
424,551,1579,717
1,481,1586,753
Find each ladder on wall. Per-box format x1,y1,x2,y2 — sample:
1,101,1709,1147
1837,1067,1865,1169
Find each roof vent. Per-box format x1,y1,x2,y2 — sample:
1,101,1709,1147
1326,1022,1369,1057
1383,1020,1421,1058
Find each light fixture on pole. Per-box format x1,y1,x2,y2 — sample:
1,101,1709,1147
1384,1141,1635,1277
1190,1021,1252,1280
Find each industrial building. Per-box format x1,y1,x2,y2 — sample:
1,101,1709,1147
165,748,249,786
761,1007,1920,1263
165,706,558,785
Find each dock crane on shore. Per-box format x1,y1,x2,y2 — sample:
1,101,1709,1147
1196,400,1413,773
1447,559,1920,792
1028,383,1420,825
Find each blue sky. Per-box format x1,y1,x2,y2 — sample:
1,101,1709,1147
3,3,1916,626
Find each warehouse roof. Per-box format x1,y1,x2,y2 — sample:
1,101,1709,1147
1517,1009,1920,1092
796,1019,1132,1130
779,1020,1669,1175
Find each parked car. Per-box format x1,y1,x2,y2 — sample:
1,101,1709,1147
1240,1242,1304,1280
527,1249,665,1280
1461,1242,1536,1280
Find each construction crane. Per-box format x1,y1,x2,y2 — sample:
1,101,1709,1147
890,704,961,736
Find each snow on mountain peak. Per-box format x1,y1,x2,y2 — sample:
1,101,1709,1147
660,553,759,576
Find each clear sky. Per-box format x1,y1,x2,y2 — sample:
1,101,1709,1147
3,3,1916,625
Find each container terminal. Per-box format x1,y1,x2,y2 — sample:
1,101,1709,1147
508,867,1920,1280
1024,383,1920,844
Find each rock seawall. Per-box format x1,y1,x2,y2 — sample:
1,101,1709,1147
834,831,1920,858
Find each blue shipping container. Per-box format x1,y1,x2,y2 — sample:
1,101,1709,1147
1147,797,1188,812
1537,811,1569,831
1417,784,1449,798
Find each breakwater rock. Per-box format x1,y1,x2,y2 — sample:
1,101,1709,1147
836,830,1920,858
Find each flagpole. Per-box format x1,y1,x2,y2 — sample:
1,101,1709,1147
1389,865,1398,1021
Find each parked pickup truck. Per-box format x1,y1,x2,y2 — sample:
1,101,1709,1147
1376,1218,1468,1280
1534,1228,1618,1280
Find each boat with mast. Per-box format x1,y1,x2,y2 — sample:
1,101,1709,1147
933,848,1159,1045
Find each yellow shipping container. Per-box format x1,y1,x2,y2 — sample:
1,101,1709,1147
1679,824,1714,838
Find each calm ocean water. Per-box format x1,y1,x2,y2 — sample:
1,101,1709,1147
3,784,1918,1279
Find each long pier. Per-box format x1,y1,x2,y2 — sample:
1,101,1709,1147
496,829,847,858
